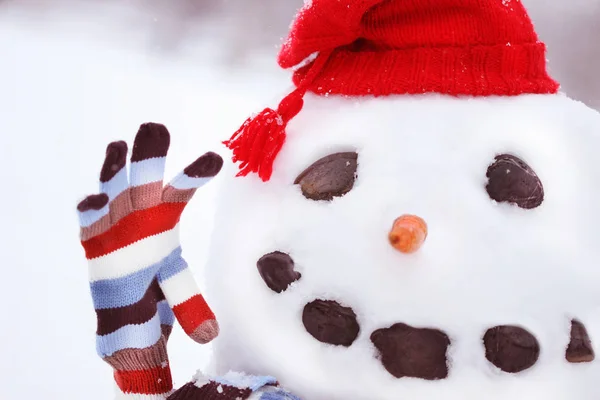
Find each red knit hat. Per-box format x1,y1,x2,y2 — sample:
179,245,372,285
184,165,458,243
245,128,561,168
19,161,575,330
224,0,560,181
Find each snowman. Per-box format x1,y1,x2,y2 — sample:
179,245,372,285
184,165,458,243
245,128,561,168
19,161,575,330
76,0,600,399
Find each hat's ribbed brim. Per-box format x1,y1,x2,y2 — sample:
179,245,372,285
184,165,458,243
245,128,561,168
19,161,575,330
293,42,560,97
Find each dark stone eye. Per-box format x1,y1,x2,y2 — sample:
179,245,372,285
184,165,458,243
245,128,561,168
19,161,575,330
371,323,450,380
257,252,301,293
302,299,360,346
294,152,358,201
483,325,540,373
485,154,544,209
566,319,595,363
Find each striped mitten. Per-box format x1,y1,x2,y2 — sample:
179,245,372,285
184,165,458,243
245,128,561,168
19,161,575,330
77,123,222,398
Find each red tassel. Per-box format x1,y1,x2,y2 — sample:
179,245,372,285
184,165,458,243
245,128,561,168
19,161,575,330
223,89,305,182
223,50,332,181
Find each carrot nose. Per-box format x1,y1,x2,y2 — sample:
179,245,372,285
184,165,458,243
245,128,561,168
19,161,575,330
389,215,428,254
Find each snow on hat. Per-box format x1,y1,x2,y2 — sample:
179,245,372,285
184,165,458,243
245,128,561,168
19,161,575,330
224,0,560,182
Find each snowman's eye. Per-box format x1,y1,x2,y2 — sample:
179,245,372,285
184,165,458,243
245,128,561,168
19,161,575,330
294,152,358,201
485,154,544,209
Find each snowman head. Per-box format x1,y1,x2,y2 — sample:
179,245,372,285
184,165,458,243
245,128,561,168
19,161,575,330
207,1,600,398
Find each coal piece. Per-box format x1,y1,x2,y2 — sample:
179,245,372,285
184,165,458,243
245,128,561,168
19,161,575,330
257,251,301,293
294,152,358,201
302,300,359,346
483,325,540,373
486,154,544,209
566,319,595,363
371,323,450,380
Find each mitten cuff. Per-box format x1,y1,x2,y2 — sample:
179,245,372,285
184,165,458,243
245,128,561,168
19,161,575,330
114,364,173,397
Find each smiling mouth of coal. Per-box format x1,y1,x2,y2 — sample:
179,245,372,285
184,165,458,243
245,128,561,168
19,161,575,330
301,301,596,380
256,252,595,380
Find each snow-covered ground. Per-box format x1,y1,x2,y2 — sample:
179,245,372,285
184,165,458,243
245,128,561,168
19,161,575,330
0,1,598,399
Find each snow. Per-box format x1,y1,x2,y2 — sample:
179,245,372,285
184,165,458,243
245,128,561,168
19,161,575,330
1,0,600,399
207,92,600,399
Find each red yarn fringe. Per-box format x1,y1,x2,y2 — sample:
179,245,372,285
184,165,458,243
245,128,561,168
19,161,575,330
223,90,304,182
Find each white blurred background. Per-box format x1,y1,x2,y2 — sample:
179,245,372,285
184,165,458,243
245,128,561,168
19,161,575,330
0,1,598,398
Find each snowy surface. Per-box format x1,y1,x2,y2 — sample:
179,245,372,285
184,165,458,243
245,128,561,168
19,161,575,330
0,0,599,399
209,93,600,400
